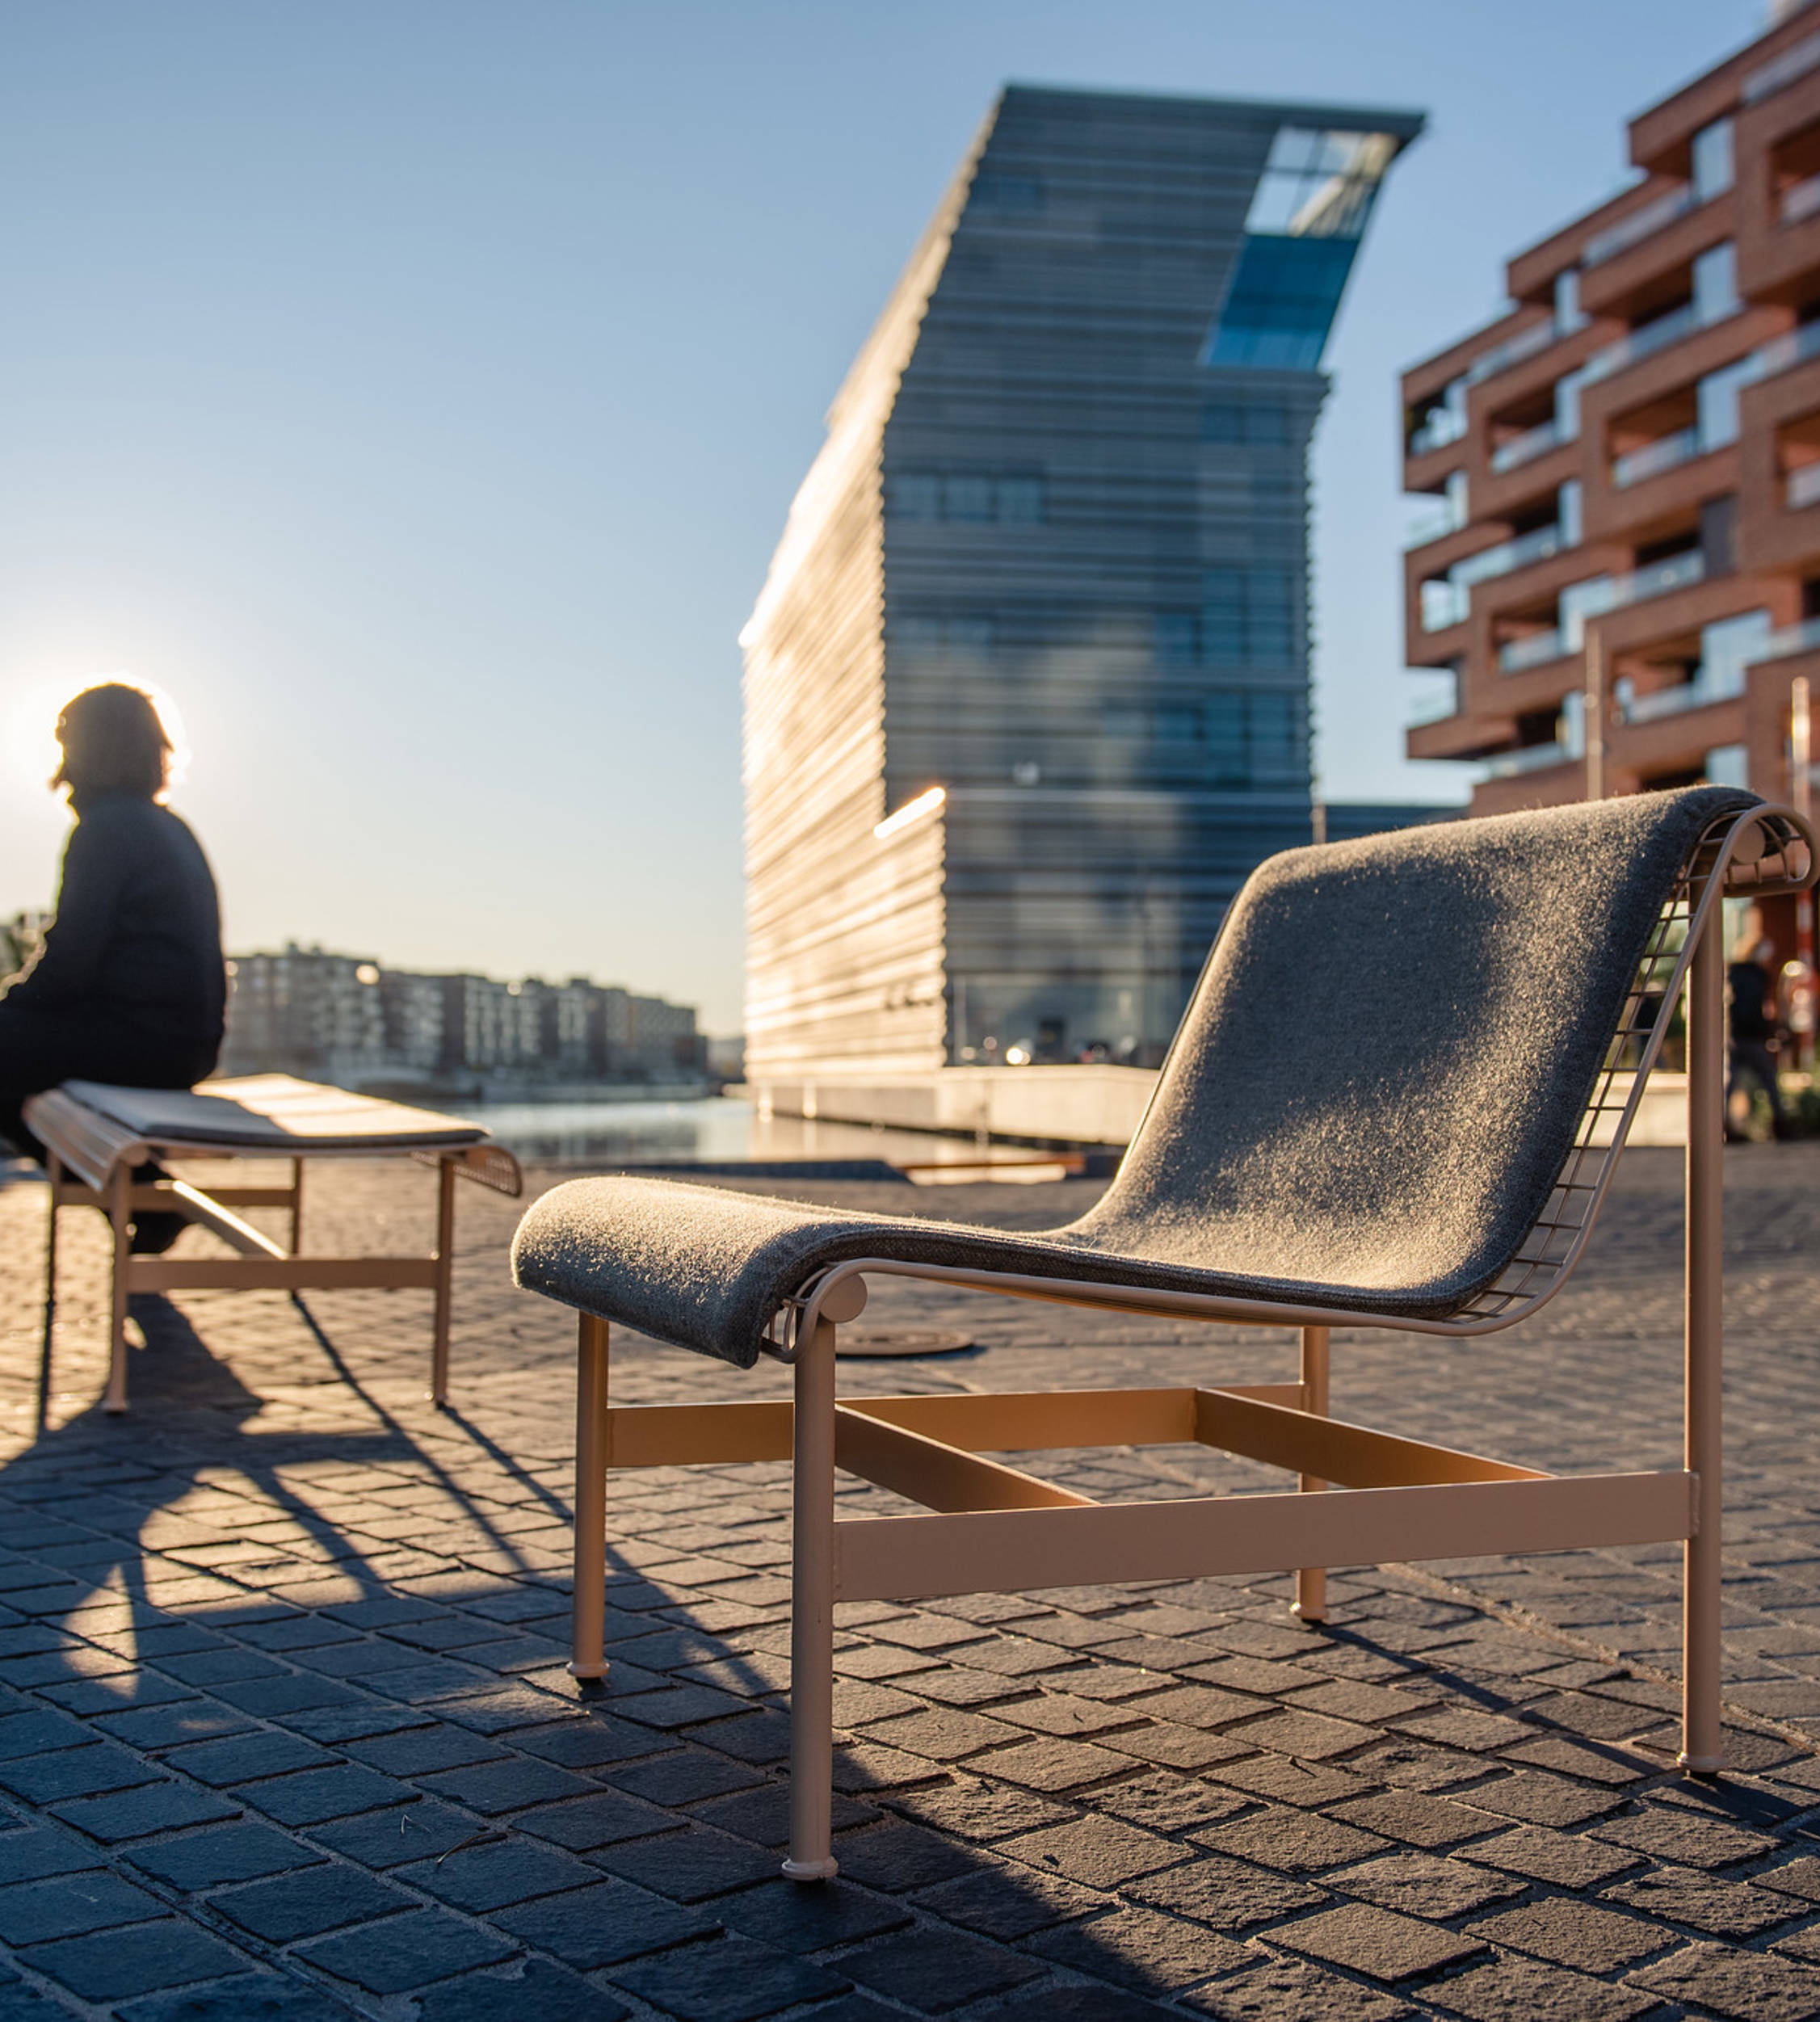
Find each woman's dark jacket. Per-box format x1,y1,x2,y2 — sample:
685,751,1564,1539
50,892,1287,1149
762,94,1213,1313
6,792,225,1076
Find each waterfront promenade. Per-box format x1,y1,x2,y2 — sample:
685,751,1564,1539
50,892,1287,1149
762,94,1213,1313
0,1150,1818,2019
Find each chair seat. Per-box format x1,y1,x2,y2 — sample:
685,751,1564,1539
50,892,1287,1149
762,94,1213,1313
510,1173,1492,1368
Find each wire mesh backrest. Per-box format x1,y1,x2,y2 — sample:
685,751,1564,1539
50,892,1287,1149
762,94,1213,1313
1456,805,1813,1325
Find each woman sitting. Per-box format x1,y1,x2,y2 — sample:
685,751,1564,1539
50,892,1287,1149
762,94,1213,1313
0,684,225,1250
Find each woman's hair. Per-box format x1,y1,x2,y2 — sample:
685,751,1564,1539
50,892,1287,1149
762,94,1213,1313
53,683,172,799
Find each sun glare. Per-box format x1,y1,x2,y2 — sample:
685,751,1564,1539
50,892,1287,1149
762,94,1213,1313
2,674,192,800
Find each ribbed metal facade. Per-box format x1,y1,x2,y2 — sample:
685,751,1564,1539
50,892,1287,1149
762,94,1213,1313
744,85,1419,1078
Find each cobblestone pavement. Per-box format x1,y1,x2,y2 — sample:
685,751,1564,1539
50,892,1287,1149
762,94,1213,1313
0,1147,1818,2018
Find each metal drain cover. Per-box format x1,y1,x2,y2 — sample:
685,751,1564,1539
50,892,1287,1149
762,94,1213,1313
834,1328,976,1359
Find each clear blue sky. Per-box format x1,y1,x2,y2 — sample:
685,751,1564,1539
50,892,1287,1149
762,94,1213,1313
0,0,1767,1031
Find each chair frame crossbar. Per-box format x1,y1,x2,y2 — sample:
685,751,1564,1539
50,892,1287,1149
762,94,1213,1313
561,805,1816,1883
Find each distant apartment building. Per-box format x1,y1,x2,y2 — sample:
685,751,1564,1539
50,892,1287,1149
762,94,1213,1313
1403,2,1820,835
220,944,703,1090
745,84,1422,1082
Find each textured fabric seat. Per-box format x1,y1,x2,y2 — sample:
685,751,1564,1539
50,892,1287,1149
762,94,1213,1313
514,784,1755,1364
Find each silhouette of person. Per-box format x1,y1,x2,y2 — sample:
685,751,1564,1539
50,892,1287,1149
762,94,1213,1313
0,684,225,1246
1727,931,1793,1142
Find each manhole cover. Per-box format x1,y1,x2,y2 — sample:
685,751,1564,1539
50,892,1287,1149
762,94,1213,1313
834,1329,976,1359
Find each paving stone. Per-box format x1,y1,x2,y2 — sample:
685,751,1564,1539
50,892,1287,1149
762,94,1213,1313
1603,1861,1801,1937
1591,1801,1780,1867
885,1781,1072,1843
493,1875,717,1965
1195,1804,1389,1873
841,1923,1040,2011
1468,1896,1668,1971
995,1990,1181,2022
1028,1902,1253,1991
720,1874,911,1949
413,1958,624,2022
114,1977,359,2021
20,1919,250,1999
94,1704,255,1750
975,1736,1137,1792
307,1797,477,1867
406,1833,599,1912
1629,1939,1820,2020
129,1822,326,1889
50,1780,241,1841
1097,1769,1246,1835
0,1869,165,1943
211,1863,412,1942
0,1828,103,1885
417,1755,598,1814
162,1731,336,1785
913,1863,1099,1939
515,1786,677,1849
588,1822,780,1899
1463,1772,1623,1829
1180,1953,1411,2020
1459,1824,1639,1889
803,1819,977,1895
236,1763,410,1826
297,1906,518,1993
1274,1900,1484,1980
1430,1954,1655,2022
1126,1853,1326,1932
1325,1790,1499,1849
610,1933,847,2020
0,1739,162,1803
1002,1817,1188,1889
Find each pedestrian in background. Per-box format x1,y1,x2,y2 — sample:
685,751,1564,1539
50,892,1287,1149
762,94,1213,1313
1728,927,1793,1142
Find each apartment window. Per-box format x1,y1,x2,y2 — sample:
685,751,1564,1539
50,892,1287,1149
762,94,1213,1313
944,475,994,523
1207,235,1359,370
1693,242,1738,324
1201,400,1292,444
891,614,996,651
1706,743,1749,789
885,471,1045,525
1692,118,1734,201
1553,267,1587,334
1205,565,1298,666
887,473,941,521
1558,478,1583,547
1699,358,1754,449
1154,612,1200,664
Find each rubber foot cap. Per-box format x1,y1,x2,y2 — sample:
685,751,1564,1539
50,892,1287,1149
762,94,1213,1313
781,1856,839,1883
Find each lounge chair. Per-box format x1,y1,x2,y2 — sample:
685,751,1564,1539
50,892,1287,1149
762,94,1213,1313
27,1074,522,1412
511,787,1814,1881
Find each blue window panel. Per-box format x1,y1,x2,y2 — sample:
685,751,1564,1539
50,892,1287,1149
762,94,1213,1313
1204,234,1360,372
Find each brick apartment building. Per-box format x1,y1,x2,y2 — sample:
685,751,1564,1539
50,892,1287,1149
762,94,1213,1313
1402,1,1820,876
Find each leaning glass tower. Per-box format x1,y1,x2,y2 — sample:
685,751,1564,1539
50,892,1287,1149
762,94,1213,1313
742,85,1420,1082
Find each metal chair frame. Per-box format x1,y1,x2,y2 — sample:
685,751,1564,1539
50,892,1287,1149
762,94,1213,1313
27,1081,523,1414
560,805,1816,1881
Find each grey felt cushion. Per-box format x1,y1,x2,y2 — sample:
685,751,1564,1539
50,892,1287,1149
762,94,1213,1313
513,785,1756,1367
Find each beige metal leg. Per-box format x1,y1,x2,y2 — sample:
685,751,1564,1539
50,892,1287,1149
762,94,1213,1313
430,1155,456,1406
289,1158,305,1254
570,1314,610,1680
44,1154,61,1335
1292,1324,1330,1623
104,1163,132,1415
1680,917,1725,1773
784,1317,839,1881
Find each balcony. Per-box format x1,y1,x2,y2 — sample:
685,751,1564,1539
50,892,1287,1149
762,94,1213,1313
1612,426,1702,488
1419,580,1471,633
1484,741,1576,779
1493,549,1707,674
1583,187,1696,268
1491,416,1574,473
1465,318,1558,388
1784,172,1820,227
1498,629,1570,674
1745,25,1820,104
1409,403,1467,457
1617,665,1746,725
1452,522,1564,588
1791,463,1820,510
1583,305,1699,386
1751,318,1820,383
1751,615,1820,664
1406,683,1459,729
1405,503,1459,547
